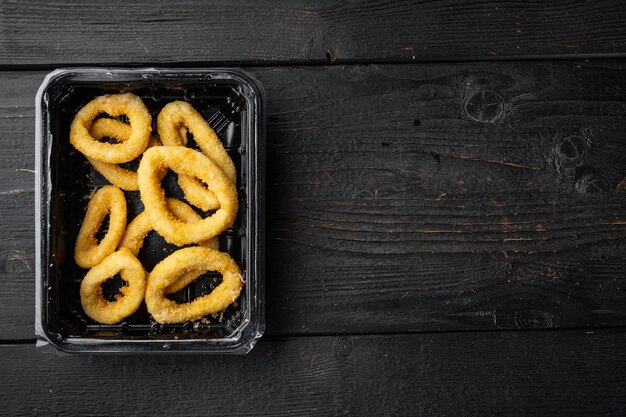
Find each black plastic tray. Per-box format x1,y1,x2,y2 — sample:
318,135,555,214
35,68,265,353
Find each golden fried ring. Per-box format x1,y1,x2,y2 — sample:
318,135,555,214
70,93,152,164
86,118,160,191
157,101,236,181
177,175,221,211
157,101,236,210
164,269,207,295
80,248,146,324
145,247,243,324
118,198,219,255
74,185,127,269
138,146,238,246
174,126,221,210
118,198,218,296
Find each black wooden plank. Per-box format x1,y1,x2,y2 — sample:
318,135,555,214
262,61,626,335
0,72,37,339
2,62,626,340
1,330,625,416
1,1,626,66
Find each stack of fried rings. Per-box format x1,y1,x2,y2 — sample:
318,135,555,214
70,93,243,325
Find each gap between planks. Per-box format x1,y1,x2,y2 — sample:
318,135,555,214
2,53,626,72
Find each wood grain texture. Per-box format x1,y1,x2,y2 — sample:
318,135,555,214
261,62,626,335
1,330,626,416
1,0,626,65
0,72,36,339
2,62,626,340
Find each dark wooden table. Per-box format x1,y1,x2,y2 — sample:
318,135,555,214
2,1,626,415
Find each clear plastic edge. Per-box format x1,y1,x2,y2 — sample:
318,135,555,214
34,68,266,354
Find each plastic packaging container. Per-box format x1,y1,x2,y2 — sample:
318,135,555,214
35,68,265,353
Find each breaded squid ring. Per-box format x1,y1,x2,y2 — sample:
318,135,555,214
157,101,236,181
161,198,221,293
157,101,236,210
177,175,221,211
172,123,221,210
119,196,219,292
86,118,161,191
137,146,238,246
74,185,127,269
145,247,243,324
119,197,219,254
70,93,151,164
80,248,146,324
